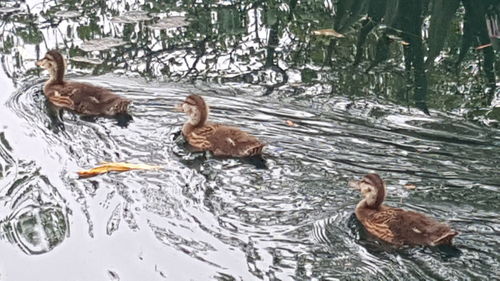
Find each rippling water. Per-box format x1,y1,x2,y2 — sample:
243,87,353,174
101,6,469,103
0,68,498,280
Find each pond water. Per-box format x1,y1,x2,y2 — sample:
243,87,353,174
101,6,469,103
1,0,499,281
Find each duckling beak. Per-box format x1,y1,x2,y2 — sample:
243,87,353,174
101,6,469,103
35,59,43,67
348,179,361,190
174,103,184,112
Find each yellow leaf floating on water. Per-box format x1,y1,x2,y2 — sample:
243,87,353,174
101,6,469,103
311,29,345,38
77,162,162,178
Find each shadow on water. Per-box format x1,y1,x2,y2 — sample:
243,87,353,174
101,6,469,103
79,112,133,128
0,0,499,281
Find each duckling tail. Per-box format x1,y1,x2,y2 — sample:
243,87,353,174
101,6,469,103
246,143,265,157
432,230,458,246
116,99,131,113
108,99,130,115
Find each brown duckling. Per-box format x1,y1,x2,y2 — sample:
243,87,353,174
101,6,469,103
350,174,458,246
178,94,265,157
36,50,130,116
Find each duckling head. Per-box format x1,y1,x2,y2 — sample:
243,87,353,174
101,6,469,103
179,94,209,127
36,50,67,84
349,173,386,209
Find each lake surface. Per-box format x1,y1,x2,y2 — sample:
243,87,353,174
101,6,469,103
0,1,499,280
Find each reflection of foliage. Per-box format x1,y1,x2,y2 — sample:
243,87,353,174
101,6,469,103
0,0,499,118
330,0,499,112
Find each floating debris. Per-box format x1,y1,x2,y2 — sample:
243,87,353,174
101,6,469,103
111,11,151,24
77,162,162,178
80,38,126,52
404,183,417,190
285,120,298,127
476,43,492,50
147,16,188,30
54,10,81,18
387,34,410,45
312,29,345,38
70,56,104,65
107,270,120,281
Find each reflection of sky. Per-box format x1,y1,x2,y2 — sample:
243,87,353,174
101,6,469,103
0,64,255,280
0,212,243,280
0,67,59,171
0,68,18,131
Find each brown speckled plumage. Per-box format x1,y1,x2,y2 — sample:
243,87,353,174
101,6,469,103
36,50,130,116
351,174,458,246
179,94,265,157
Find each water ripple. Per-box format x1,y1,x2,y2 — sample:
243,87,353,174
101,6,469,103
3,76,500,280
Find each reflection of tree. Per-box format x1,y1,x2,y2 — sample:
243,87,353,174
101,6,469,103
341,0,498,112
460,0,496,104
0,0,498,116
397,0,429,114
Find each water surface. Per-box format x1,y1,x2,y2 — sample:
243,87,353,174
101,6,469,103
0,73,498,280
0,0,499,280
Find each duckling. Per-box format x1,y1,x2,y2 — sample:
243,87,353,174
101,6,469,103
36,50,130,116
350,174,458,246
178,94,265,157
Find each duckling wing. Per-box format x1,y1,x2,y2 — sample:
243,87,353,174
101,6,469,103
187,125,219,151
47,82,129,115
206,125,264,157
367,208,455,246
44,84,76,109
187,124,264,157
47,95,74,108
362,209,399,244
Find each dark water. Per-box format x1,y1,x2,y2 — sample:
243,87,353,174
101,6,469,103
1,1,500,280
